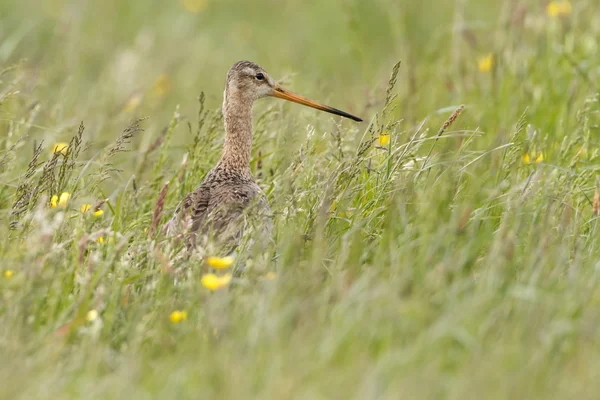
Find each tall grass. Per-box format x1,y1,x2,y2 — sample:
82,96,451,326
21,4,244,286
1,0,600,398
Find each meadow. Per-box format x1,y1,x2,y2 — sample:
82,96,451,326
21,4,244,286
1,0,600,398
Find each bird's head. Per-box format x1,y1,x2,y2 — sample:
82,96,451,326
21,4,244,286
224,60,362,122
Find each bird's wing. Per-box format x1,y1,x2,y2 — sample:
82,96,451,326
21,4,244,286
198,184,261,252
181,185,212,248
166,183,211,242
190,188,211,225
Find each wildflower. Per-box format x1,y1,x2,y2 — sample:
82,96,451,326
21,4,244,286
547,1,572,17
169,310,188,323
183,0,207,13
201,273,232,291
81,203,104,217
265,272,276,280
152,74,172,96
123,93,142,112
378,132,390,146
206,256,234,269
51,142,69,155
523,152,544,164
98,236,104,244
478,54,495,73
51,192,71,208
86,309,99,322
4,270,14,278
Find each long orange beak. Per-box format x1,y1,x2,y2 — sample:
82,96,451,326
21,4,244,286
269,84,362,122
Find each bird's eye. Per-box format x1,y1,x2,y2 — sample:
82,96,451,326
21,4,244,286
255,73,265,81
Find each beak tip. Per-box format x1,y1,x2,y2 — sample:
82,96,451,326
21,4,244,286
271,85,364,122
345,114,363,122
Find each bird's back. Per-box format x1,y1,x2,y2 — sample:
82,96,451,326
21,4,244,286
170,163,271,252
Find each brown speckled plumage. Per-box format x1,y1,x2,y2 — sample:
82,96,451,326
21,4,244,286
170,60,362,252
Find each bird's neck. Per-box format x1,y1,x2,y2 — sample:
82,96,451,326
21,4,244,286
220,96,253,172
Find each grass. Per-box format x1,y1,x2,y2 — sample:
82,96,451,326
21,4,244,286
1,0,600,398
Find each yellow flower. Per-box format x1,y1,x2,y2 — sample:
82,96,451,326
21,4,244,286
265,272,277,280
547,1,572,17
98,236,104,244
81,203,103,217
378,133,390,146
478,54,495,73
123,93,142,112
206,256,234,269
86,309,99,322
523,152,545,164
51,142,69,155
169,310,188,323
4,270,14,278
183,0,207,13
152,74,172,96
51,192,71,208
201,273,232,291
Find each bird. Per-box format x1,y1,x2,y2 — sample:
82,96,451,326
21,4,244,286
169,60,362,254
